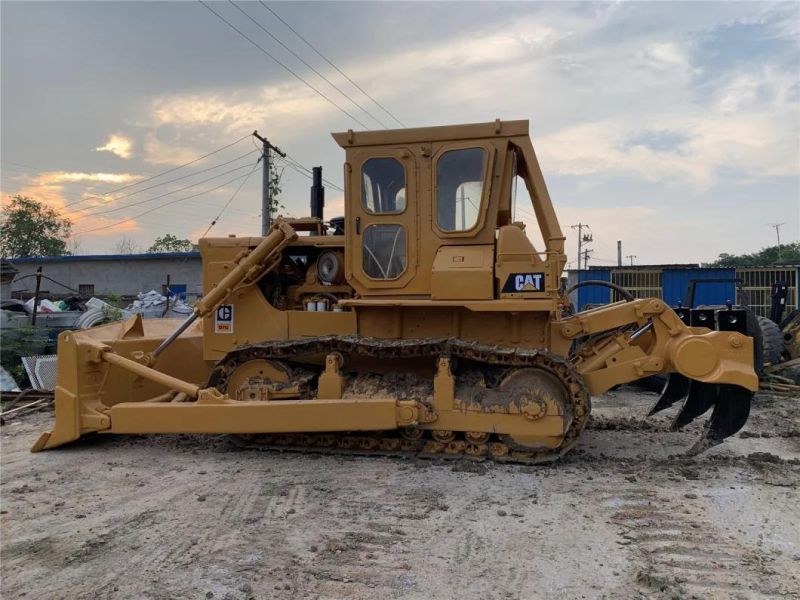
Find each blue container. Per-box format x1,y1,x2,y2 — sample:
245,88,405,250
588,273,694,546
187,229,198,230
662,268,736,308
577,269,611,310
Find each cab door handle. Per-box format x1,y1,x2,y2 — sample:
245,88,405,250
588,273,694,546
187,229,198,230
356,216,361,235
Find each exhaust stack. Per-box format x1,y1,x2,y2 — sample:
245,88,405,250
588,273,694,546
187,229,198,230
310,166,325,220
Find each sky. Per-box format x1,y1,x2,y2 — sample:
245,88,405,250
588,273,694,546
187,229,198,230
1,1,798,266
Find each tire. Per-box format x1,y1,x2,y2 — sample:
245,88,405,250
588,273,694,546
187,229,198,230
757,315,784,367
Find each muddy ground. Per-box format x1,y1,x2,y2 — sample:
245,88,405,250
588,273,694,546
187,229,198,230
1,388,798,600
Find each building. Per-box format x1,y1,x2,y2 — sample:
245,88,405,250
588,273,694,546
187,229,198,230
1,260,18,300
567,264,800,318
4,252,202,301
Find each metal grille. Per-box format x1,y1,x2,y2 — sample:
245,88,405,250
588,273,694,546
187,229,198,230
737,267,798,318
21,355,58,391
611,269,663,300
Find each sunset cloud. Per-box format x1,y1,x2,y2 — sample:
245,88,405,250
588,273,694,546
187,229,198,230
35,171,138,185
96,133,133,159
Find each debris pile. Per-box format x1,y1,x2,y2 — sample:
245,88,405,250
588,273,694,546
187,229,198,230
126,290,193,318
759,310,800,395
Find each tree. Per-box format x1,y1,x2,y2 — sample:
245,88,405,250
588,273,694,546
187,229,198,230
113,236,142,254
147,234,194,253
706,243,800,267
0,195,72,257
66,236,84,256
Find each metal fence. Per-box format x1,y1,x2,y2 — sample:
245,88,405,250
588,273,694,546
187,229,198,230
611,269,663,300
737,267,798,318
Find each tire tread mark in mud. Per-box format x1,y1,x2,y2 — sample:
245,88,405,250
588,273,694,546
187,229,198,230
599,487,783,598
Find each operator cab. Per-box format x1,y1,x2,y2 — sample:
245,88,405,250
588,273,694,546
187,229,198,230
332,119,566,300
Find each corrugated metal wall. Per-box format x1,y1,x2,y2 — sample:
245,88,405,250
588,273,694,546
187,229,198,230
567,266,799,315
576,269,611,310
661,268,737,307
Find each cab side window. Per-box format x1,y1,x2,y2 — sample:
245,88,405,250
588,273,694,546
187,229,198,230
436,148,486,232
362,224,406,280
362,158,406,214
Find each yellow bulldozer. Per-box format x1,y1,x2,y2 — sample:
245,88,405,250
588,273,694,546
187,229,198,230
34,120,757,463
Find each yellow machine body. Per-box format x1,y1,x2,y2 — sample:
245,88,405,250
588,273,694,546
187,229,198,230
34,120,758,462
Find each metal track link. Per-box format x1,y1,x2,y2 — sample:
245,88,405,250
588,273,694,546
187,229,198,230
209,336,590,465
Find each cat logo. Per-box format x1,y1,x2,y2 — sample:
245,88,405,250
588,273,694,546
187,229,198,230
214,305,234,334
501,272,545,293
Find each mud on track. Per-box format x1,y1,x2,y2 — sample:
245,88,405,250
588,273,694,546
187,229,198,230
1,388,798,600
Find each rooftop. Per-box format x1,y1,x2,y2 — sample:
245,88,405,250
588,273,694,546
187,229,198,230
8,252,200,264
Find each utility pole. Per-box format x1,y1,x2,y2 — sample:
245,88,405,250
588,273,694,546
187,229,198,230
460,187,467,230
253,130,286,236
768,222,787,261
583,248,593,270
30,266,42,326
570,223,593,273
626,254,637,267
617,241,622,267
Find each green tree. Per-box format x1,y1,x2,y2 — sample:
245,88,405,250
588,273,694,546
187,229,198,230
147,234,195,253
0,195,72,257
707,243,800,267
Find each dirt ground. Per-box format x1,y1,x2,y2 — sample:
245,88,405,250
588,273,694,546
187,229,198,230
1,387,798,600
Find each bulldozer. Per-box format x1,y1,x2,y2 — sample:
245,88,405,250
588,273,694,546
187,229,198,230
33,120,757,463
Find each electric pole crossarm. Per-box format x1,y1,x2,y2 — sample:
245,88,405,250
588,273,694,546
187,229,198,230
570,223,594,271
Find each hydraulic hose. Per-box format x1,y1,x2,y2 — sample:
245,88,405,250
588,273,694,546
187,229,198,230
566,279,635,302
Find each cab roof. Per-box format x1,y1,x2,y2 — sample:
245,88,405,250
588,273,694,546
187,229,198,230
331,119,529,148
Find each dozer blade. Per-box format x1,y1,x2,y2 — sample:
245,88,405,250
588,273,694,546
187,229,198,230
687,384,752,456
671,380,718,431
647,373,690,416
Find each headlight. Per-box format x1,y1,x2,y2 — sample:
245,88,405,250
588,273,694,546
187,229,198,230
317,251,344,285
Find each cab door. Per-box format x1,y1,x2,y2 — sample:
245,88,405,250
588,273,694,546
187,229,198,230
346,148,417,293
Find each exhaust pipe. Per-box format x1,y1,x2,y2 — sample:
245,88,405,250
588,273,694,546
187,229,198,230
310,166,325,220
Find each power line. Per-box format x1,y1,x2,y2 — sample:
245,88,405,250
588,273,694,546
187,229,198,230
229,1,388,129
249,136,344,192
278,151,344,192
72,160,260,221
203,159,262,237
259,1,405,128
70,149,258,214
63,133,253,208
72,170,257,236
280,157,344,193
2,135,254,211
3,136,258,221
198,0,371,129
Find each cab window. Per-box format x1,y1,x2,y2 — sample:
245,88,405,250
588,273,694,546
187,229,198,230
362,224,406,280
436,148,486,231
362,158,406,214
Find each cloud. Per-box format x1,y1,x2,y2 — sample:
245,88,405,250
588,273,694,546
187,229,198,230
144,15,565,140
35,171,138,185
537,110,798,188
143,134,207,166
96,133,133,158
2,184,140,239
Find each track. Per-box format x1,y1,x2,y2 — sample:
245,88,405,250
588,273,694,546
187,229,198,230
207,336,591,465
